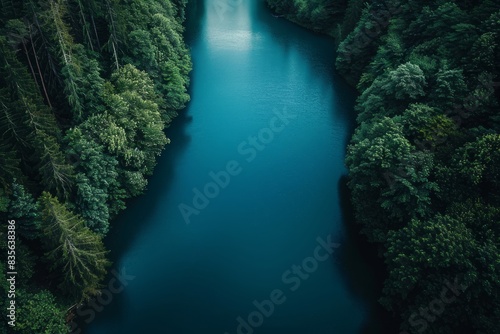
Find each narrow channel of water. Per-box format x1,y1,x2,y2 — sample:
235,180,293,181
85,1,386,333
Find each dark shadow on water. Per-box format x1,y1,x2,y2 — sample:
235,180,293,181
97,0,203,269
253,0,355,128
78,82,193,334
80,1,398,333
185,0,205,45
247,2,397,333
79,4,204,332
104,112,192,261
336,175,400,333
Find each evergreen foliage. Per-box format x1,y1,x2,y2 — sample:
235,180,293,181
0,0,191,331
269,0,500,332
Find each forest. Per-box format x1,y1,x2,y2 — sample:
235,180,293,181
0,0,191,332
1,0,499,333
267,0,500,333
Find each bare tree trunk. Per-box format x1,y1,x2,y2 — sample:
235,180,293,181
77,0,94,51
22,40,39,92
29,26,53,109
90,14,101,49
106,0,120,69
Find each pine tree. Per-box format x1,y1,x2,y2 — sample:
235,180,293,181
8,182,41,240
39,192,110,300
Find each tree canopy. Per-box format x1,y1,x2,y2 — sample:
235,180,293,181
269,0,500,332
0,0,191,331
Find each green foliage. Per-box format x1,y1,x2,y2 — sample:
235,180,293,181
65,127,121,234
71,64,170,204
354,64,426,123
336,7,381,84
14,289,69,334
0,187,9,212
430,67,468,110
341,0,500,331
401,103,458,148
455,134,500,190
0,234,35,290
346,117,437,242
0,0,191,321
39,192,110,300
12,240,36,287
0,143,20,189
268,0,347,34
384,215,473,300
8,182,41,240
111,0,192,117
36,131,74,199
340,0,363,38
108,64,168,173
268,0,500,331
469,32,497,75
387,62,427,100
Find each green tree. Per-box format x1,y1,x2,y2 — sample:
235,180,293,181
0,0,191,327
355,62,427,122
0,142,20,189
443,134,500,204
36,132,74,199
39,192,110,300
8,182,41,240
385,62,427,100
430,67,468,110
65,127,121,233
346,117,437,242
14,289,69,334
384,214,474,303
276,0,500,331
401,103,457,148
0,187,9,212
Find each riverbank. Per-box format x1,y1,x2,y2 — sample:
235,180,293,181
0,1,191,332
84,1,385,333
265,1,500,333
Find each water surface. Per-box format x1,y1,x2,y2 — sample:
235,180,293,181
85,1,385,333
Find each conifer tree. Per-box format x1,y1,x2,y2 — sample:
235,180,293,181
39,192,110,300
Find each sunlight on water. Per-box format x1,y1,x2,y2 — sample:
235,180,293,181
205,0,262,51
84,1,384,333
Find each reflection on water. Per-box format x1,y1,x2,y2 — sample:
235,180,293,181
205,0,260,51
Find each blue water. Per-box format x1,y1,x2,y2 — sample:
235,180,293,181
83,1,385,333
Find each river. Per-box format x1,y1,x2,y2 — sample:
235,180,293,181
84,1,387,333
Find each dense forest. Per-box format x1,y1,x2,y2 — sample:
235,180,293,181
267,0,500,333
1,0,499,333
0,0,191,332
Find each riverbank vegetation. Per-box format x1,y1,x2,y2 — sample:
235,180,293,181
268,0,500,333
0,0,191,332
